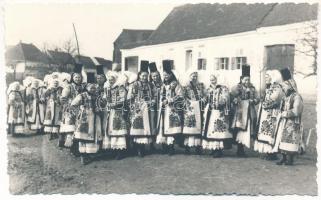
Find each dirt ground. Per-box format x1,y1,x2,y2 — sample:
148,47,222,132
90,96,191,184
7,98,317,195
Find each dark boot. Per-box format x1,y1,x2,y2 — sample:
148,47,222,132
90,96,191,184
115,150,126,160
162,144,168,154
285,154,294,166
184,146,191,155
237,144,246,157
276,153,287,165
168,144,175,156
196,146,203,155
80,154,87,165
267,153,278,161
58,135,65,147
48,133,54,141
150,143,156,154
213,149,223,158
137,144,145,157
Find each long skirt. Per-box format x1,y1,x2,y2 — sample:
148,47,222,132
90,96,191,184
183,100,202,147
236,118,251,148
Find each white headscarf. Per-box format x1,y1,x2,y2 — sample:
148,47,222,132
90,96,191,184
23,76,35,87
104,71,119,89
123,71,137,84
7,81,23,95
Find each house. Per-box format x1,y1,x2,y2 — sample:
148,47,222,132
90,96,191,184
113,29,154,67
74,55,98,82
120,3,318,95
5,42,51,81
46,50,75,73
93,57,112,74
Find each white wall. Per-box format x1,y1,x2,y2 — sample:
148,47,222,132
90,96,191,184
121,21,317,97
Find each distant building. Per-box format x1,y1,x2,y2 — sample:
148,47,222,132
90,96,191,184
5,42,51,81
46,50,75,73
120,3,318,95
93,57,112,74
113,29,154,70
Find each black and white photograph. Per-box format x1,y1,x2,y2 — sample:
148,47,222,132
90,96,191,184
1,0,320,197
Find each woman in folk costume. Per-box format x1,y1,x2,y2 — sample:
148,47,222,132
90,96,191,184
42,74,63,139
156,60,184,155
273,68,303,166
128,60,155,157
25,78,46,134
7,82,26,136
202,74,232,158
148,62,162,152
96,65,107,95
102,71,129,160
254,70,284,160
181,70,206,155
60,64,86,148
71,81,104,165
230,65,260,157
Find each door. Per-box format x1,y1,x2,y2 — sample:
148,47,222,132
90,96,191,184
264,44,295,72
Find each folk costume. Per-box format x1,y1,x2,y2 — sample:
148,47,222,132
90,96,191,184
148,62,162,152
7,82,26,135
71,83,104,165
102,72,129,159
273,68,304,165
60,64,86,148
254,70,284,160
202,75,232,157
182,70,206,154
156,60,184,155
25,79,46,134
128,60,155,157
42,75,63,138
230,65,260,156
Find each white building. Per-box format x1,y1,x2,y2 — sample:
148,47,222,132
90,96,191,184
120,3,318,96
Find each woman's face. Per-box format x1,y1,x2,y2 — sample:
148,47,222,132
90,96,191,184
140,72,148,82
32,81,39,88
88,85,96,94
53,80,59,88
14,84,20,91
265,74,272,84
281,81,291,93
108,76,116,86
241,76,250,86
73,73,82,84
151,72,160,82
210,76,217,85
190,73,198,82
97,75,106,85
163,72,171,82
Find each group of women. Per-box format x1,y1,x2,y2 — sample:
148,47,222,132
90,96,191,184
6,60,304,166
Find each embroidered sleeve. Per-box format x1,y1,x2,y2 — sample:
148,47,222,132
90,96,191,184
115,86,127,107
127,82,138,101
262,85,283,109
70,94,83,107
285,94,303,118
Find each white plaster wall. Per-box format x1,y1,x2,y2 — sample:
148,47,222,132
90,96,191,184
121,21,317,97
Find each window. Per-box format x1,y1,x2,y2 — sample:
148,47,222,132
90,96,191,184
197,58,207,70
185,50,193,70
124,56,139,73
231,57,247,70
217,57,229,70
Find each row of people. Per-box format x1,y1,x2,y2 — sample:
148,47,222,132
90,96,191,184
6,61,303,166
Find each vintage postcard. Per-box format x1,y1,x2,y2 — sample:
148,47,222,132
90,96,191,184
1,0,319,198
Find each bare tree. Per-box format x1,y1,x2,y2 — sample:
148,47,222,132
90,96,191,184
295,20,318,77
61,37,78,57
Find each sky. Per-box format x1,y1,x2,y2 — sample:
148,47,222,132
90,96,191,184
4,3,181,60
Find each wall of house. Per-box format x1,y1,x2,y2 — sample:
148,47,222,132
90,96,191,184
121,21,317,97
